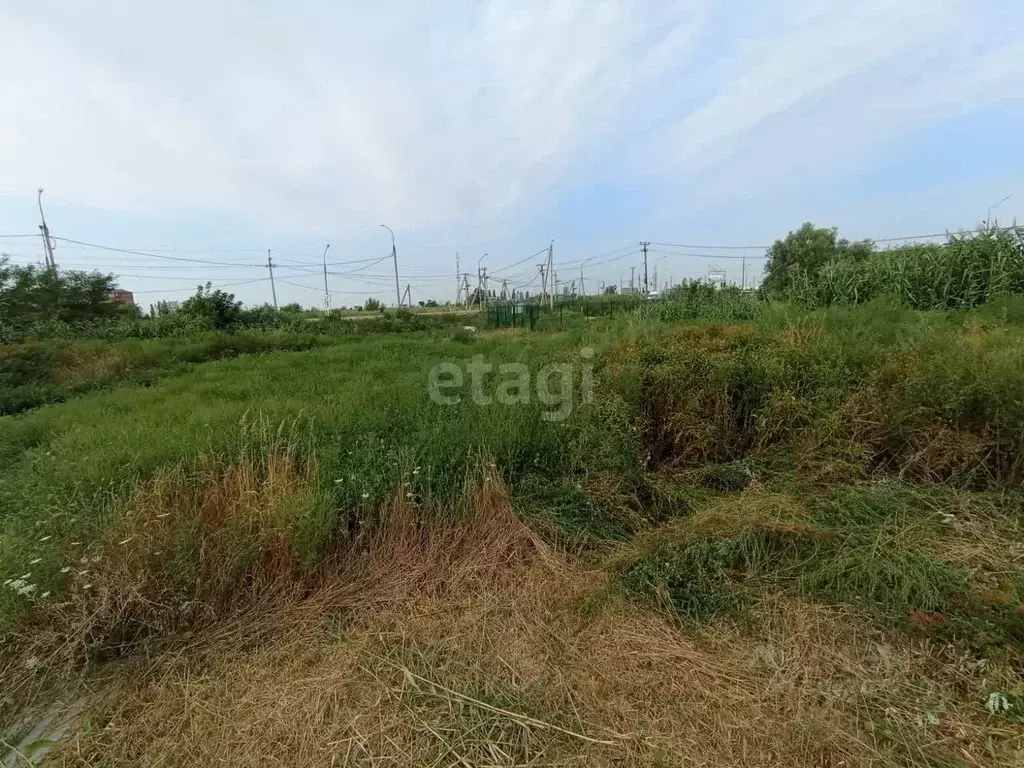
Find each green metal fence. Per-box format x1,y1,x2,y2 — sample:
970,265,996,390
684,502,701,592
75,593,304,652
487,303,540,329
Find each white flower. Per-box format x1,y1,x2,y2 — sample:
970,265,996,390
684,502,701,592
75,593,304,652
60,567,71,574
361,493,369,499
25,656,38,669
413,467,420,476
334,479,343,484
40,591,50,599
16,583,36,595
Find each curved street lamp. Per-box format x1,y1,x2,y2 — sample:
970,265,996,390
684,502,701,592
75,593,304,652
322,244,331,311
986,194,1013,228
579,256,596,297
380,224,400,307
653,255,668,293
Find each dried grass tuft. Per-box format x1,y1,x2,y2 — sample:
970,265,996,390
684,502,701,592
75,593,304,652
40,472,1024,767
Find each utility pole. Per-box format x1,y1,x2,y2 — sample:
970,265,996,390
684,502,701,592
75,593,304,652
322,243,331,311
37,188,56,271
741,256,746,290
630,266,635,294
402,283,411,307
538,263,547,307
547,241,554,310
267,249,278,309
381,224,400,307
640,241,650,294
461,273,472,308
455,253,461,304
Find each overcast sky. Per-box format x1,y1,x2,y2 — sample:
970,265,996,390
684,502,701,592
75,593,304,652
1,0,1022,307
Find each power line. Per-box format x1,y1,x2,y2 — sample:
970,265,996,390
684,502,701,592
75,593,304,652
651,241,768,250
131,277,269,295
488,246,551,276
50,236,267,267
648,248,766,261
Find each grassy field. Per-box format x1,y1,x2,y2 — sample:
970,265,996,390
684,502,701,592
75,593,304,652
2,296,1024,766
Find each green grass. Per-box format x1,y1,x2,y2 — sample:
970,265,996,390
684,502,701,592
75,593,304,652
3,297,1024,666
0,331,346,415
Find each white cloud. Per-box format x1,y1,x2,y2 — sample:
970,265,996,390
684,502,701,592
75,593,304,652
0,0,1020,237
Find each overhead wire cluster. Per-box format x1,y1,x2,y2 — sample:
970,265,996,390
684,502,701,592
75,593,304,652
3,224,1018,303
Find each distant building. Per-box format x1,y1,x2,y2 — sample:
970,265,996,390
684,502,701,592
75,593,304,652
109,288,135,307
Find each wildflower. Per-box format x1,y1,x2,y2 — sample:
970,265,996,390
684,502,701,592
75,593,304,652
60,567,71,574
413,467,420,476
25,656,38,670
405,492,413,499
29,558,41,565
16,583,36,596
361,492,369,499
40,591,50,599
334,478,343,484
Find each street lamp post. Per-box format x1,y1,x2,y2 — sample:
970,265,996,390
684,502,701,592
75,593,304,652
579,256,595,297
653,255,668,293
987,194,1013,228
380,224,400,307
322,244,331,311
37,187,56,271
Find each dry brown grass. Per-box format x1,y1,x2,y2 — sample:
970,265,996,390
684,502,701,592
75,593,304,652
2,443,319,711
39,472,1023,767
